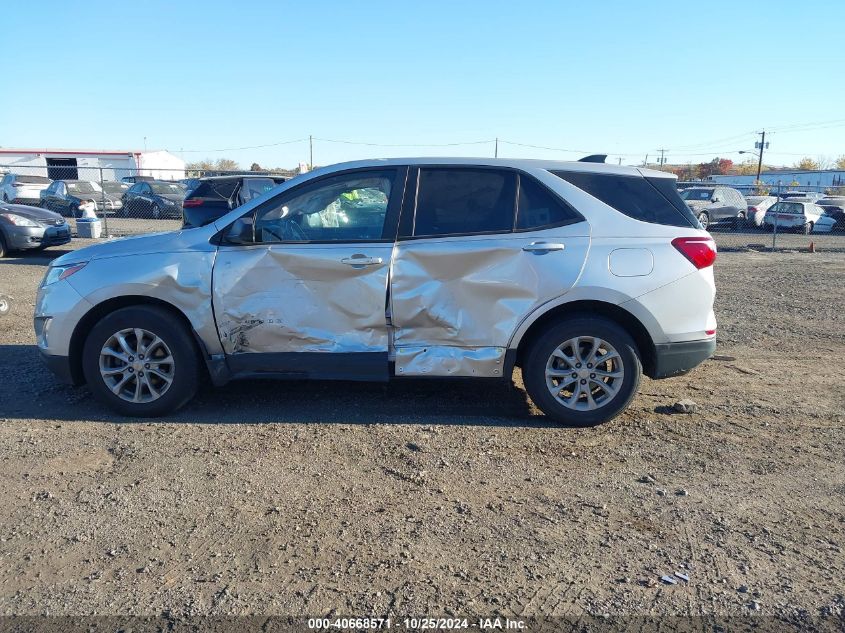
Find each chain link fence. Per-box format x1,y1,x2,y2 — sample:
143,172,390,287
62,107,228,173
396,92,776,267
2,163,843,250
678,181,845,252
0,164,296,238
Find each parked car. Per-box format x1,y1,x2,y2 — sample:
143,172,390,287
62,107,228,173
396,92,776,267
0,203,71,257
182,175,286,228
121,181,186,218
813,198,845,233
39,180,124,218
102,181,130,198
35,158,717,425
745,195,778,227
180,178,203,194
779,191,823,202
120,175,155,184
679,186,746,229
0,174,52,205
763,200,823,233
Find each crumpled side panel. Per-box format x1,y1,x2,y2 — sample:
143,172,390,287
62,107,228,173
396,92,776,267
69,252,221,355
212,245,392,355
395,346,505,378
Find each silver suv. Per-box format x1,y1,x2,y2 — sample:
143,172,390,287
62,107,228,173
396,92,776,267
35,158,717,426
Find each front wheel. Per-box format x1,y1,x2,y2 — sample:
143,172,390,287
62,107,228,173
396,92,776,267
151,204,161,220
82,306,200,417
522,317,642,427
697,212,710,230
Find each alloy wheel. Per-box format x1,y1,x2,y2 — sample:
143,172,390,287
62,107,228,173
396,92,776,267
544,336,625,411
98,328,175,403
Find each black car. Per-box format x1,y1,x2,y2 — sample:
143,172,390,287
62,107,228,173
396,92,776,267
182,175,285,227
121,181,187,219
39,180,124,218
120,175,155,184
818,199,845,231
0,203,71,257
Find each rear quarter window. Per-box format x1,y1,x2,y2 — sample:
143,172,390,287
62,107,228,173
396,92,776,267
552,171,697,228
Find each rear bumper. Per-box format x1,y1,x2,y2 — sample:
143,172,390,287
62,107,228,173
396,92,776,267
39,350,77,385
651,338,716,379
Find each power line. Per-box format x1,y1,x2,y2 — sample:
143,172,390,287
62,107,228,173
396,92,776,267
314,137,495,148
177,137,309,153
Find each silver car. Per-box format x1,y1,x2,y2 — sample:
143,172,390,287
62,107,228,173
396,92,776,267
0,203,71,257
35,158,718,426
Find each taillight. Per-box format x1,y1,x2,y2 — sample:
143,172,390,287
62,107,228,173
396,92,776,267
12,182,24,187
182,198,204,207
671,236,717,269
748,206,758,213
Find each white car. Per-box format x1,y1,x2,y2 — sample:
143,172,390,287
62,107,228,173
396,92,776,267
763,200,823,234
0,173,52,205
745,195,777,227
35,157,717,426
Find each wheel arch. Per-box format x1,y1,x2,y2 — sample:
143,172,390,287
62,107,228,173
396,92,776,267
68,295,210,385
512,300,658,378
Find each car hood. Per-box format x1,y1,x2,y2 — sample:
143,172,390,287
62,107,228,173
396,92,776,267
51,228,215,266
0,203,64,223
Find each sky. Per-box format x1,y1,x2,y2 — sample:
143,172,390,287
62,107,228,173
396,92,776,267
2,0,844,169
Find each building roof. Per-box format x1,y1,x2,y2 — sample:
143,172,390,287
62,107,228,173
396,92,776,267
0,148,167,155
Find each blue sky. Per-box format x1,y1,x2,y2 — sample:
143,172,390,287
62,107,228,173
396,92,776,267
2,0,843,168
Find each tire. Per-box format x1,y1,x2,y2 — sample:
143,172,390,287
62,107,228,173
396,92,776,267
0,232,7,258
803,221,813,235
735,212,745,229
152,204,161,220
522,317,642,427
697,211,709,230
82,306,200,417
0,294,10,316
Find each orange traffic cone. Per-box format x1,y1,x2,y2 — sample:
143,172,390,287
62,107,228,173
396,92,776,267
809,241,816,253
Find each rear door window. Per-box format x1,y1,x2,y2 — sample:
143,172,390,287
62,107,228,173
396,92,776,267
413,168,516,237
553,171,697,227
515,175,582,230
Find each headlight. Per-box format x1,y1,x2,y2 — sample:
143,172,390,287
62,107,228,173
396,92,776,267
42,262,87,287
0,212,40,227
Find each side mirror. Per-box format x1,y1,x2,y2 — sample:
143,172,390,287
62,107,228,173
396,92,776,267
225,217,254,244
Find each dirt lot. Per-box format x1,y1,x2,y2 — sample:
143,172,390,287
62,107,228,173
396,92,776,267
0,240,843,626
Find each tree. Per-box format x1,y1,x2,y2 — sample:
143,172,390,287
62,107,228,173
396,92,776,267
735,159,760,175
249,162,262,172
697,157,733,178
794,157,819,170
185,157,241,176
835,155,845,170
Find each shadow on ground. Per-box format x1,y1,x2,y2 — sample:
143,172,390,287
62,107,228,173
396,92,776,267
0,344,547,428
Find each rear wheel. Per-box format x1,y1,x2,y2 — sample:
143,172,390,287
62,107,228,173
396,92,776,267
522,317,642,427
697,211,710,230
0,232,7,258
152,203,161,220
82,306,200,417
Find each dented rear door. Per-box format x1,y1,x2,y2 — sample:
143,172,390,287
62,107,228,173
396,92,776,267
390,167,589,378
212,167,406,380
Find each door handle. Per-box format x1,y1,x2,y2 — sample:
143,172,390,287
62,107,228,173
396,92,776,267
340,254,383,266
522,242,565,252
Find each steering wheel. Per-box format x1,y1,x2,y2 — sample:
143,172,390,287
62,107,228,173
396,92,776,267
258,219,309,242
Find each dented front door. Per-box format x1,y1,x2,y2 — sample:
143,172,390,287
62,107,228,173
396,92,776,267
211,168,404,379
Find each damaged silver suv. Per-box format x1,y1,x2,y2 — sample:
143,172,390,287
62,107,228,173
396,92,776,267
36,158,717,426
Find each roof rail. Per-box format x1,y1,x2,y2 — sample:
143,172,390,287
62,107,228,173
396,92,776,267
578,154,607,163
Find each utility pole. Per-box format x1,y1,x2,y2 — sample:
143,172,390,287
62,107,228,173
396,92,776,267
309,135,313,170
494,138,498,158
656,148,668,167
755,130,767,182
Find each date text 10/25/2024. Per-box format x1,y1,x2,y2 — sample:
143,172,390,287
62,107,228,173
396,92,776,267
307,617,526,630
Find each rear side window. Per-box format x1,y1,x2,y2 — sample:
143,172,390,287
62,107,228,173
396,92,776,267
191,180,239,200
414,168,516,237
553,171,697,227
516,176,582,230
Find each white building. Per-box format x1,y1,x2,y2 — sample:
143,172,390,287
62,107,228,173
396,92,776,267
0,148,186,181
709,169,845,190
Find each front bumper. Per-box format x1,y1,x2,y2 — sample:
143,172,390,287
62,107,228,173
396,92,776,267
39,350,77,385
651,338,716,379
4,224,72,250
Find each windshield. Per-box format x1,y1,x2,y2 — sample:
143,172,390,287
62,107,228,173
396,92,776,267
102,181,129,194
680,188,714,201
150,182,185,195
66,181,101,194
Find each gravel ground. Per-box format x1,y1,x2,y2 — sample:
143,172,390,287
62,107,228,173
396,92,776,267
0,240,843,625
